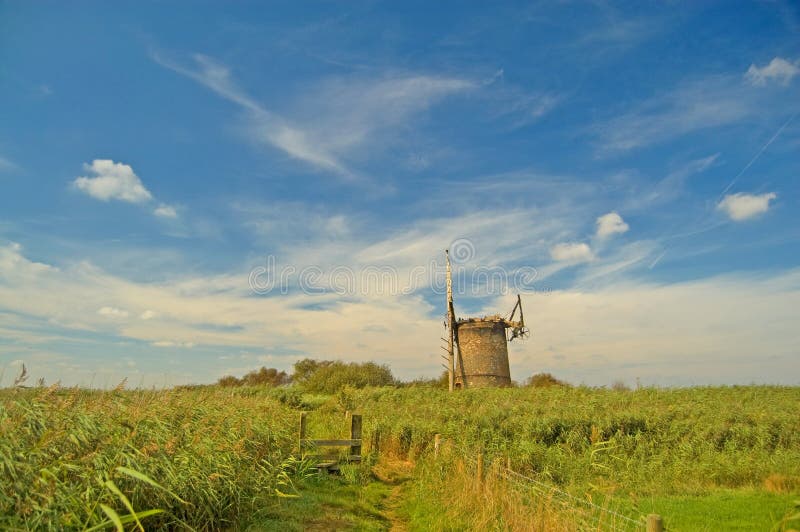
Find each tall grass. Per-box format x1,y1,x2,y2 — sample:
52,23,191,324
0,385,307,530
2,383,798,529
349,385,800,495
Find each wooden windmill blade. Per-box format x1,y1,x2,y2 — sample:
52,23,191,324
445,249,455,392
506,294,529,341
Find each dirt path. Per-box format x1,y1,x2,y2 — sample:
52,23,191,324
372,459,415,531
384,483,408,531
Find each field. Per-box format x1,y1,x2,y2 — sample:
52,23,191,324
2,384,799,530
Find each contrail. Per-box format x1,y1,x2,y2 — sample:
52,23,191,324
718,112,797,201
653,113,796,270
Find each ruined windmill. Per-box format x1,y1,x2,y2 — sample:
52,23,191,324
443,249,529,390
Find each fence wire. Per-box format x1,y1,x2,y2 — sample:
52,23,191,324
500,467,644,532
447,439,650,532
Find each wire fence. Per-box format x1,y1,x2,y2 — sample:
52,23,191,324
499,467,644,532
445,437,662,532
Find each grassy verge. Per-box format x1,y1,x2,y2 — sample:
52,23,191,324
244,474,393,531
243,459,415,531
4,384,799,530
635,491,800,531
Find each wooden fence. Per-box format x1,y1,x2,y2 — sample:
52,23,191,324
298,412,362,472
297,415,666,530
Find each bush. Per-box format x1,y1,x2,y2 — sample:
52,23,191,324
525,372,570,388
402,371,449,388
611,380,631,391
216,367,291,387
217,375,240,387
242,367,291,387
294,359,396,394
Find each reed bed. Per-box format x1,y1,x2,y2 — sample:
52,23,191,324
0,385,305,530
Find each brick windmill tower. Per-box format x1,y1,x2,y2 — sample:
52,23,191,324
444,249,529,390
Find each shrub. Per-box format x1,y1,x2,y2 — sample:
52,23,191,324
291,359,334,385
611,380,631,391
525,372,570,388
241,367,291,387
402,371,449,388
294,359,396,394
217,375,240,387
216,367,291,387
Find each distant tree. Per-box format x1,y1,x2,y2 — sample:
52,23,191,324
295,359,396,394
401,371,449,389
611,380,631,392
217,375,241,387
241,367,291,387
291,358,333,385
525,372,570,388
217,367,290,388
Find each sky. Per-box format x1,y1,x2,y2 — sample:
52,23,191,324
1,1,798,388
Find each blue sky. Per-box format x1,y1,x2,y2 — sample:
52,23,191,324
1,1,798,387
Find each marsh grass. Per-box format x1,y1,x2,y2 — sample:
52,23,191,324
0,385,308,530
2,383,798,530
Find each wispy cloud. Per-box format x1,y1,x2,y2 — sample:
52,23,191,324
0,155,19,173
488,269,800,385
745,56,799,86
594,78,751,154
153,203,178,219
481,70,561,129
642,154,719,207
550,242,594,263
151,51,351,177
717,192,777,221
152,51,476,180
97,306,129,318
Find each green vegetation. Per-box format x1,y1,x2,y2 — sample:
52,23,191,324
0,385,306,530
214,359,396,392
638,491,799,531
525,372,571,388
292,359,396,394
2,379,799,530
217,367,291,387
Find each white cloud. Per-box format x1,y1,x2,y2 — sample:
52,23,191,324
97,306,129,318
73,160,153,203
745,57,799,86
593,77,752,154
2,228,800,386
0,155,18,172
717,192,777,221
140,310,157,320
153,52,476,180
550,242,594,263
152,341,195,348
489,269,800,386
266,125,350,176
595,212,629,238
154,203,178,218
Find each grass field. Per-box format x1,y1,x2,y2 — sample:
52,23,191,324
1,383,799,530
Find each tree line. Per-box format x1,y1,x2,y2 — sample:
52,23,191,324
218,359,570,393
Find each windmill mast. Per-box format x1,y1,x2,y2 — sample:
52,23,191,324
446,249,455,392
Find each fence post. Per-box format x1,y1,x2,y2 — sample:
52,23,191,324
434,434,441,458
476,452,484,484
298,412,307,454
646,514,663,532
371,428,381,454
350,414,362,459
